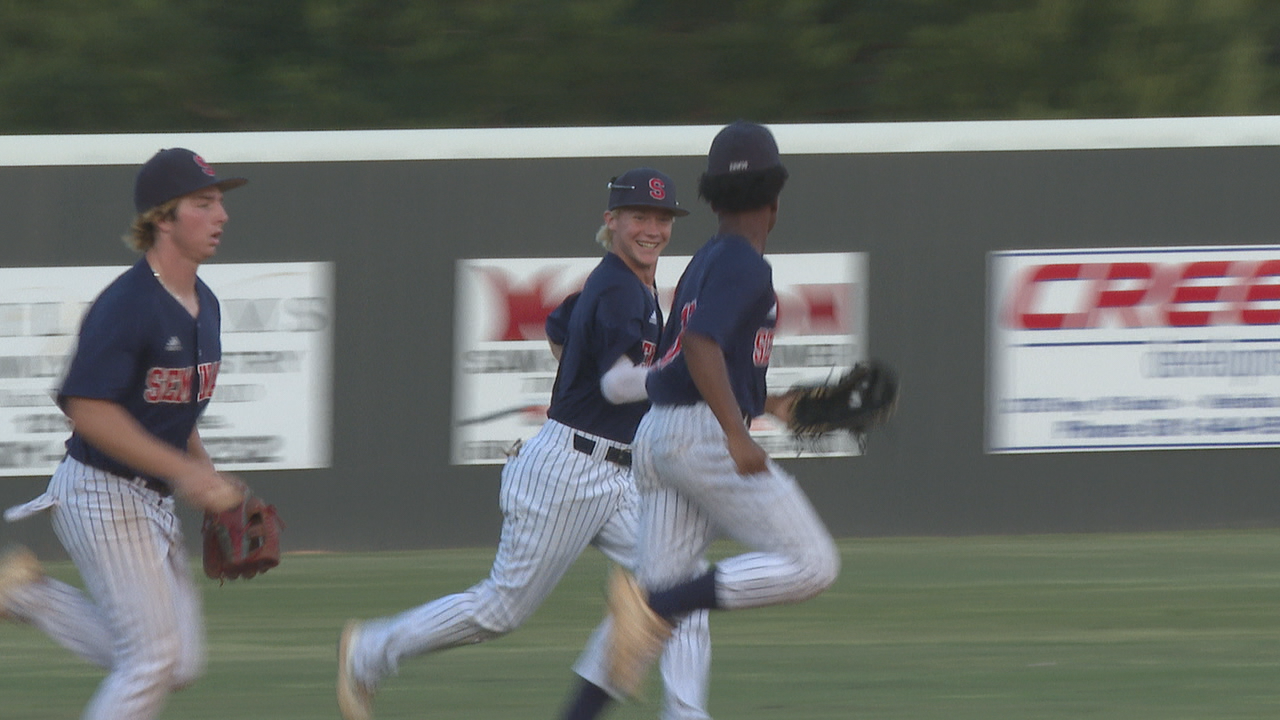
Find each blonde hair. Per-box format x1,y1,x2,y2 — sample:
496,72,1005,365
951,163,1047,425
595,211,617,251
121,197,181,252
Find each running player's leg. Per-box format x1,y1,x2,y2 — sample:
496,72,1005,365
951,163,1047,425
167,536,206,689
571,472,713,720
53,464,192,720
351,424,628,685
2,568,115,668
647,405,839,614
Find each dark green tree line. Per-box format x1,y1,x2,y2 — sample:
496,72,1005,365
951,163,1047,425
2,0,1280,133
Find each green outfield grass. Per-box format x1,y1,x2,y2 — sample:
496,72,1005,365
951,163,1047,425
2,531,1279,719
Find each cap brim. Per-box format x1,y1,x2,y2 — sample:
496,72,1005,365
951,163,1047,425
214,177,248,193
613,202,690,217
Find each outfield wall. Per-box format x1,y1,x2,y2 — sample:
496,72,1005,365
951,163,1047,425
3,117,1280,553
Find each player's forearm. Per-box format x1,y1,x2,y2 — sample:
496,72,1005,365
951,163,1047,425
66,398,242,511
683,333,751,439
186,428,215,469
65,398,210,482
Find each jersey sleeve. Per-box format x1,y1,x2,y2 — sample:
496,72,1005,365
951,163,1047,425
684,248,771,346
58,294,144,405
545,291,580,346
590,283,648,372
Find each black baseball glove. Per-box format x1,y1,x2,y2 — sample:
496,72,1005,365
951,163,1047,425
786,361,899,440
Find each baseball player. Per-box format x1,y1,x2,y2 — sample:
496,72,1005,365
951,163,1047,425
338,168,711,720
0,148,247,720
598,122,842,703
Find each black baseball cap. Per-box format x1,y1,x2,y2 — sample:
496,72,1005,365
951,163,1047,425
607,167,689,217
133,148,248,213
705,121,784,177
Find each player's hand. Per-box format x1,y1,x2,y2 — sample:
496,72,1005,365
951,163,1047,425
764,389,801,426
726,431,769,476
175,467,245,513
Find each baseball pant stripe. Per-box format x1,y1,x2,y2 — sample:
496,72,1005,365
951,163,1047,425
636,405,840,610
359,421,630,674
46,458,203,720
355,420,712,719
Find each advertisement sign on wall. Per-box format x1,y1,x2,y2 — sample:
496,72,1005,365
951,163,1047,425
453,252,867,465
989,245,1280,452
0,262,334,476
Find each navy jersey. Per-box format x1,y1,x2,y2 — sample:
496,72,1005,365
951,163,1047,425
546,253,662,444
544,291,580,347
60,258,222,483
648,235,777,419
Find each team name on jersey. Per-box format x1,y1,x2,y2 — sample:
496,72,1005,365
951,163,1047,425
642,339,657,364
753,328,775,367
657,300,698,367
144,361,220,404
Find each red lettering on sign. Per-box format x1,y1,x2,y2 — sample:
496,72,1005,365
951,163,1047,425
1004,258,1280,329
1240,259,1280,325
1086,262,1155,329
478,267,581,341
777,283,848,335
1162,261,1231,327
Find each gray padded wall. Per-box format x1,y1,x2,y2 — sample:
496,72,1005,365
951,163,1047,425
2,138,1278,554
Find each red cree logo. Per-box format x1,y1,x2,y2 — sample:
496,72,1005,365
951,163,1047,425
648,177,666,201
1004,259,1280,329
193,154,216,177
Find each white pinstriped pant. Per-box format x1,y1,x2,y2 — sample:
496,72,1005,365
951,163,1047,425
351,419,711,720
3,457,204,720
633,404,841,609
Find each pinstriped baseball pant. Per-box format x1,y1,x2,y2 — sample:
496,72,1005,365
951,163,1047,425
633,404,841,609
3,457,204,720
351,419,711,719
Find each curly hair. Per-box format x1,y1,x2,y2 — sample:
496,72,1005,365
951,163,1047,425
697,165,789,213
121,197,180,252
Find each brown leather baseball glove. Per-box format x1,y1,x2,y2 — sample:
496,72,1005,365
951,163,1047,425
202,493,283,582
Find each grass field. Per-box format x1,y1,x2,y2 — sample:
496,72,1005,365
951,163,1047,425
2,530,1278,719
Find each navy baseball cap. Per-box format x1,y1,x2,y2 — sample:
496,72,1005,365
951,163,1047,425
133,148,247,213
705,121,784,176
607,167,689,217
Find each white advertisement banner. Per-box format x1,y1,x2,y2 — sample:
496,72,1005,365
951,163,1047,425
0,262,333,476
989,245,1280,452
453,252,867,465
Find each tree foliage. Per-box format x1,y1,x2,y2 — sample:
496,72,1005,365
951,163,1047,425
2,0,1280,133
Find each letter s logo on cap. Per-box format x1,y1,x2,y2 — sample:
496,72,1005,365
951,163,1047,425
193,154,217,177
648,177,666,201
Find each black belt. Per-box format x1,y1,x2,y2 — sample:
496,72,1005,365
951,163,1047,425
572,433,632,468
73,454,173,497
136,477,174,497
